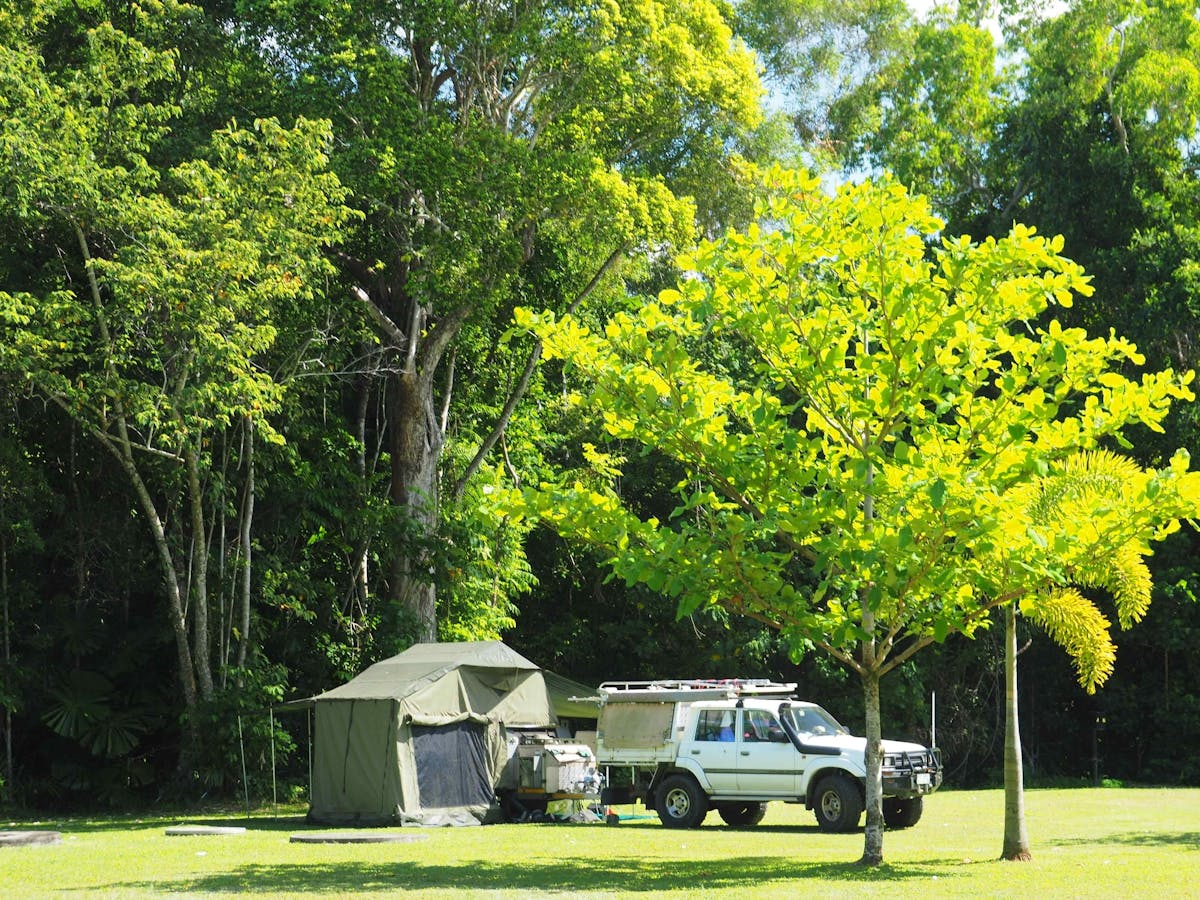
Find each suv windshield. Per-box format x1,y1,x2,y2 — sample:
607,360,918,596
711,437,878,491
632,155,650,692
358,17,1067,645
782,705,848,738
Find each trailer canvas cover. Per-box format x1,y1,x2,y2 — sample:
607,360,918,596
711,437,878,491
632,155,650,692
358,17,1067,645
306,641,555,826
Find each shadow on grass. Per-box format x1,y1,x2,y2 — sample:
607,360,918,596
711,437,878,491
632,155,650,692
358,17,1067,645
600,821,831,834
1046,831,1200,849
105,855,956,895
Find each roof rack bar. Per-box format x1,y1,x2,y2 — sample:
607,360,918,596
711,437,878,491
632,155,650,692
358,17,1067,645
598,678,797,696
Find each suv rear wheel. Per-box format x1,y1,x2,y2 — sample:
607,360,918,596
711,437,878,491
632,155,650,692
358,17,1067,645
655,774,709,828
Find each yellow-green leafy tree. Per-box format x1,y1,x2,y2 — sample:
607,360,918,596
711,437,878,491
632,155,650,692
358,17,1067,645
504,167,1199,865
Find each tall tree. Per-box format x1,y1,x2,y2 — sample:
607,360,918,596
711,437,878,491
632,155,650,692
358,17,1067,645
0,1,353,775
507,168,1197,865
990,449,1194,859
225,0,767,641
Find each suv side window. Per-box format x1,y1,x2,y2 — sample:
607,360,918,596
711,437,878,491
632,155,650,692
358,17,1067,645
696,709,735,741
743,709,789,743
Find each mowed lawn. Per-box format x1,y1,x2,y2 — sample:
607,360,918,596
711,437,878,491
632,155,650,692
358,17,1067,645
3,787,1198,898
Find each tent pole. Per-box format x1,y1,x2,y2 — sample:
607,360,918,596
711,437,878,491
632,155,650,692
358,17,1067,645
238,714,250,818
270,706,278,817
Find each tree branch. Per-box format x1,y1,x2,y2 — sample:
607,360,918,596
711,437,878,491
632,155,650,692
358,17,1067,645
452,246,627,500
352,285,409,349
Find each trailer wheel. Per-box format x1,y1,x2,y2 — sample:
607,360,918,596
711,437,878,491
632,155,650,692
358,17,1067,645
655,774,709,828
813,774,863,832
717,801,767,827
499,792,548,823
883,796,923,829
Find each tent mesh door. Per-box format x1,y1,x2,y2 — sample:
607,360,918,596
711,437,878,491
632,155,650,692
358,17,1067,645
411,722,493,809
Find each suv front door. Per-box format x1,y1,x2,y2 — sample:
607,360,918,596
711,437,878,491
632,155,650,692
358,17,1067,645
736,708,802,796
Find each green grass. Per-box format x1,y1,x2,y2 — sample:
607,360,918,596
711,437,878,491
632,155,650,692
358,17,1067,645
2,788,1198,898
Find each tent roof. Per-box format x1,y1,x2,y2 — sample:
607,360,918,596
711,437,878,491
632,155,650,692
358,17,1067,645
309,640,541,702
544,670,600,720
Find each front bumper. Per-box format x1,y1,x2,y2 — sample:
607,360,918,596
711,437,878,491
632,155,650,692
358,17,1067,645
883,748,943,797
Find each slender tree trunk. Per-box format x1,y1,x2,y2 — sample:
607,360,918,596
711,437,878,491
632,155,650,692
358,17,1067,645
75,221,202,774
857,369,885,867
859,664,885,866
235,416,254,670
113,445,202,774
352,360,375,617
389,370,441,642
1002,603,1032,860
185,449,215,699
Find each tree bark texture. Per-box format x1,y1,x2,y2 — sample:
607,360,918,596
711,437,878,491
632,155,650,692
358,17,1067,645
236,416,255,670
389,370,441,642
185,450,215,699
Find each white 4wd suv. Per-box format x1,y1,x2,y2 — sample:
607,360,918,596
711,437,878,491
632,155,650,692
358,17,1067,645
595,680,942,831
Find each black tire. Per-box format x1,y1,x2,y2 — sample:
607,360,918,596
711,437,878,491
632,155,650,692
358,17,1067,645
883,796,924,829
655,774,709,828
499,792,548,823
717,801,768,827
813,774,864,832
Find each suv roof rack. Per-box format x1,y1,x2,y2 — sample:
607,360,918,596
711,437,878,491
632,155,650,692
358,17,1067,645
598,679,797,703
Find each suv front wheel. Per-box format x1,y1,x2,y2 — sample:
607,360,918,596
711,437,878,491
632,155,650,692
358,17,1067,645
813,774,863,832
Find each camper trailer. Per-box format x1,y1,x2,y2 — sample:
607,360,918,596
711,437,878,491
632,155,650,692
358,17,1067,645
301,641,600,826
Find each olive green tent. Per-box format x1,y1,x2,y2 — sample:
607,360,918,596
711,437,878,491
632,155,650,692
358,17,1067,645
305,641,556,826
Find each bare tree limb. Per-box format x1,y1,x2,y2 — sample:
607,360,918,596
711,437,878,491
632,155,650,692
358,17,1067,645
352,285,409,350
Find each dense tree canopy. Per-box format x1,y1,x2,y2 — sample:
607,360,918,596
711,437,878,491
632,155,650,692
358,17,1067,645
1,0,1199,817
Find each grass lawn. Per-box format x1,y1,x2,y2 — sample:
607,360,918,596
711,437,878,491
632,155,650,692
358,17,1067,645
2,787,1198,898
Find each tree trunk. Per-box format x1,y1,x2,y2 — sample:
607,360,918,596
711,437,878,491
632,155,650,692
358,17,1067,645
185,450,215,699
859,666,885,866
114,444,202,776
1002,603,1032,860
389,370,441,642
235,416,255,670
857,413,884,867
352,364,372,616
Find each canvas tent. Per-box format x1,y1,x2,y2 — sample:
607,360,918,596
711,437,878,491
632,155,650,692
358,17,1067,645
303,641,557,826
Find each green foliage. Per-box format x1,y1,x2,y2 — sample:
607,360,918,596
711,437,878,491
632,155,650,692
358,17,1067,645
186,661,297,797
511,168,1197,679
42,670,159,759
437,478,531,643
1007,449,1185,693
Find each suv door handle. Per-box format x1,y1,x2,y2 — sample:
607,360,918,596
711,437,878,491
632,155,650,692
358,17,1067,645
740,750,750,756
